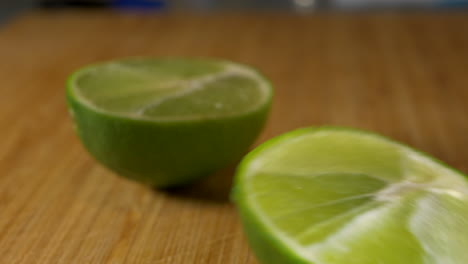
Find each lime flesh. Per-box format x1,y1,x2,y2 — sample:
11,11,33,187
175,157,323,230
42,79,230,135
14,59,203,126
66,58,272,187
234,127,468,264
73,59,268,120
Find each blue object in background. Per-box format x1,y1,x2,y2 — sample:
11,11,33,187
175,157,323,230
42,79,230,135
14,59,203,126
113,0,167,10
38,0,167,10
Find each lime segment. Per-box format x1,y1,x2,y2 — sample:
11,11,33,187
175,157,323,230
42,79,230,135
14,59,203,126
234,127,468,264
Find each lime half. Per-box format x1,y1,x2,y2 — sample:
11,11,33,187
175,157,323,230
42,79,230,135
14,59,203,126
234,127,468,264
66,57,272,187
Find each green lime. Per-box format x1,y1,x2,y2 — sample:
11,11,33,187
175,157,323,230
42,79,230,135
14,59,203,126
66,57,272,187
233,127,468,264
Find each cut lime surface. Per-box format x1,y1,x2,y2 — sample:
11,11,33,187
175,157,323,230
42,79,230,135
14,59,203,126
66,57,272,187
233,127,468,264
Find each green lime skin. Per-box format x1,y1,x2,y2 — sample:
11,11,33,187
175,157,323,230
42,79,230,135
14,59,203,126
66,61,272,188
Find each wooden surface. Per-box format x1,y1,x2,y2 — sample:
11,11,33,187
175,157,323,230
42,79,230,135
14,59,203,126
1,10,468,263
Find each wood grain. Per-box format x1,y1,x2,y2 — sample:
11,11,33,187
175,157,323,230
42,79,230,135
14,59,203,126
1,10,468,263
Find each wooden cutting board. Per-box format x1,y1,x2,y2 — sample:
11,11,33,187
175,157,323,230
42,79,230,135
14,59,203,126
1,10,467,263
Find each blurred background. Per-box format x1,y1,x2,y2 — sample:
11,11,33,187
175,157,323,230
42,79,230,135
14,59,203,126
2,0,468,24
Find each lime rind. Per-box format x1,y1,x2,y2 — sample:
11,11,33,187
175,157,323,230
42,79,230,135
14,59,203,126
234,126,468,264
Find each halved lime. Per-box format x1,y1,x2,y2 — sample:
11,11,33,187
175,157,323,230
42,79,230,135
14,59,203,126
66,57,272,187
233,127,468,264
